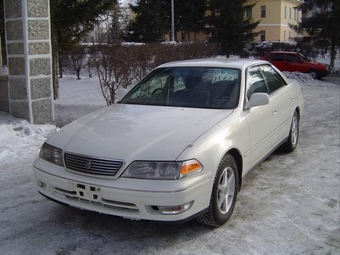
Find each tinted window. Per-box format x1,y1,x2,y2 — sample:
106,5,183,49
286,54,301,63
247,66,268,99
121,67,241,109
271,53,285,61
260,65,287,93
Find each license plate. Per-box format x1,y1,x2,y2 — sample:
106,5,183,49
72,183,101,202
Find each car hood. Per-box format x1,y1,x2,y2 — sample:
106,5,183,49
47,104,232,162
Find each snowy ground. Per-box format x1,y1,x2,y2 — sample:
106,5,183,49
0,72,339,255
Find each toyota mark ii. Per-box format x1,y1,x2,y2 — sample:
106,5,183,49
33,59,304,227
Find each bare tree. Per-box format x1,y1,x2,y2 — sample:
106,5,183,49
69,45,88,80
91,45,133,105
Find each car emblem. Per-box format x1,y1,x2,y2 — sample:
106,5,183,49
85,160,92,170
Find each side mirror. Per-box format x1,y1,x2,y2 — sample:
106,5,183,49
116,88,129,102
248,93,269,108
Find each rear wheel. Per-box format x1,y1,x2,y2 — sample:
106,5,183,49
196,154,239,227
280,111,299,153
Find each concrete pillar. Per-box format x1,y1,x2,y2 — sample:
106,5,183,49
4,0,53,124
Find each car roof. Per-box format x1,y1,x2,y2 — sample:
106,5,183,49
157,58,269,69
267,51,299,54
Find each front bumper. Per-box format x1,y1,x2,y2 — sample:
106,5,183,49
33,158,212,222
319,69,329,78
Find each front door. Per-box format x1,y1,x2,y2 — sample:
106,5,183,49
245,66,278,170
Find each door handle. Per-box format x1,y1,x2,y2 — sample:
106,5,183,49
291,97,295,102
272,109,277,115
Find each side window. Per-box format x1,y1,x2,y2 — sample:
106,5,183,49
286,54,300,63
246,66,268,99
260,65,287,94
271,53,285,61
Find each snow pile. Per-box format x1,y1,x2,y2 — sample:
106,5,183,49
0,112,56,163
283,72,329,86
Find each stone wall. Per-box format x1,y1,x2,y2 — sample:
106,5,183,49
4,0,53,124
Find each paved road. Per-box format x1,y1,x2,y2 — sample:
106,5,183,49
322,73,340,85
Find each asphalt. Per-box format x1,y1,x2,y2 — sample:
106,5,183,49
321,73,340,85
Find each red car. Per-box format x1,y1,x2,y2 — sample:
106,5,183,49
261,51,329,79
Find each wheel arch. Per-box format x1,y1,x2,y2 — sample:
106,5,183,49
225,148,243,191
307,68,320,79
295,106,301,119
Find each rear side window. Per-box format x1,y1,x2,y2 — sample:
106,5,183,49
286,54,301,63
260,65,287,93
270,53,285,61
246,66,268,99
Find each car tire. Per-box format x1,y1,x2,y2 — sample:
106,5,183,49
196,154,239,227
308,69,320,79
280,111,299,153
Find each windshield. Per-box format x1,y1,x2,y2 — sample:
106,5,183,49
298,53,309,61
120,67,241,109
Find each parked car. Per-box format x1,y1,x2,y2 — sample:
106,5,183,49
33,59,304,227
261,51,329,79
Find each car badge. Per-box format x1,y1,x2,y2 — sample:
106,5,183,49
85,160,92,170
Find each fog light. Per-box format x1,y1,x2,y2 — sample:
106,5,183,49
158,201,193,215
37,180,46,188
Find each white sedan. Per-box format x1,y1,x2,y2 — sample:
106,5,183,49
33,59,304,227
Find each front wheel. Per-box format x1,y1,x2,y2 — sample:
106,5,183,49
280,111,299,153
308,69,320,79
196,154,239,227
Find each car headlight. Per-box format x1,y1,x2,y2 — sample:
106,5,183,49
39,143,64,167
121,159,203,180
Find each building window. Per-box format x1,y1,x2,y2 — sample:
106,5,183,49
294,9,297,20
261,5,266,18
284,30,286,41
260,30,266,41
289,7,292,19
284,6,287,18
245,6,252,19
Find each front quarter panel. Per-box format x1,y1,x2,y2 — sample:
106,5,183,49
176,109,250,185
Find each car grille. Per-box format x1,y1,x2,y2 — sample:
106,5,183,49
64,153,124,177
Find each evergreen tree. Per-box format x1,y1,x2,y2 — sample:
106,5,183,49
50,0,115,98
125,0,169,42
207,0,260,57
126,0,207,42
175,0,207,41
290,0,340,68
109,4,130,42
51,0,115,49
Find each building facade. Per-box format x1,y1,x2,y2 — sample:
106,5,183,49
165,0,302,43
246,0,302,42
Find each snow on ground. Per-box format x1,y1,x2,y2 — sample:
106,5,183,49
0,71,339,255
